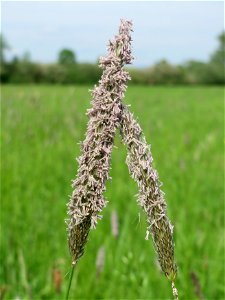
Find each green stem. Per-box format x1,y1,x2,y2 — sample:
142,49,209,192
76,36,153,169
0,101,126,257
66,264,75,300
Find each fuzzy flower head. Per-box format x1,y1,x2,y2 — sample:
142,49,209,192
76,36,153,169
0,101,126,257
67,19,133,264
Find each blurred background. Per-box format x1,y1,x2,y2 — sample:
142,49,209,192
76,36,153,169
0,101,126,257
1,1,225,85
1,1,224,299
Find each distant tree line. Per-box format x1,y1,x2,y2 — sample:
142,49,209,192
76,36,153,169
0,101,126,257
0,33,224,85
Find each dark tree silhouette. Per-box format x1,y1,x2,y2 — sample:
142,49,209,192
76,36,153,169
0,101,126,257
58,49,76,65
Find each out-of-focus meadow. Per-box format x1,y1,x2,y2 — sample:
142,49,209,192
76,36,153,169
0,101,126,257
1,84,224,299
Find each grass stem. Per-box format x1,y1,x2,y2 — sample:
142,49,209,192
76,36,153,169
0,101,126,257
66,264,75,300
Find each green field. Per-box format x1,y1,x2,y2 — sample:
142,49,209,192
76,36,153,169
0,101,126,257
1,85,224,299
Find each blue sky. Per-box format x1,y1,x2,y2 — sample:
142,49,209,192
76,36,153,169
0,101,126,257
2,1,224,67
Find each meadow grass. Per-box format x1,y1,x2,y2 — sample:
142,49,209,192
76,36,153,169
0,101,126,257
1,85,224,299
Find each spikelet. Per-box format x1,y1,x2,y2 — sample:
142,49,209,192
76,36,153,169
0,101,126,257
120,106,178,294
66,20,133,265
96,246,105,278
111,210,119,238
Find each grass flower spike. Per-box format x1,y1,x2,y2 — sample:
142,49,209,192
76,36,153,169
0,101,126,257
67,20,133,265
120,107,178,297
66,19,178,299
